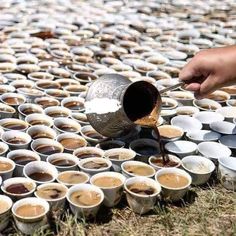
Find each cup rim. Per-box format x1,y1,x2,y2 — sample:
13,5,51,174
181,155,215,175
124,176,161,198
34,182,68,202
57,170,90,186
66,183,104,209
155,167,192,190
12,197,50,220
90,171,126,190
218,156,236,172
2,130,32,146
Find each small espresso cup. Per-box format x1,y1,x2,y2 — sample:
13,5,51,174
0,157,15,180
90,171,126,207
12,197,50,235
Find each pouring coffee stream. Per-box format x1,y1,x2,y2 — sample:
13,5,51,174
85,74,185,164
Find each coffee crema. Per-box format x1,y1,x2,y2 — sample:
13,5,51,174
2,122,26,130
7,137,26,144
70,190,101,206
58,172,87,184
16,204,45,218
157,173,189,188
60,138,85,150
93,176,122,188
6,183,33,194
36,186,66,199
29,120,50,126
28,172,53,182
158,127,182,139
75,152,101,159
127,182,156,195
64,101,84,110
125,165,154,176
0,161,12,171
3,97,24,105
31,132,53,139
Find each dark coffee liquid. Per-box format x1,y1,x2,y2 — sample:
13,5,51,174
37,100,58,108
3,97,24,105
57,124,77,132
128,183,156,195
76,153,101,159
51,158,75,166
82,161,108,169
6,183,30,194
36,145,61,155
29,172,53,182
7,138,26,144
12,155,36,165
151,156,179,167
22,108,39,115
64,101,84,110
60,138,84,149
47,112,67,118
3,122,26,130
31,132,52,139
30,120,50,126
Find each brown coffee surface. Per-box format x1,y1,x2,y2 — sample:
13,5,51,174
108,153,130,160
177,110,193,116
70,190,101,206
12,155,36,165
31,132,52,139
157,173,189,188
93,176,122,188
0,161,12,171
125,165,154,176
30,120,50,126
28,172,53,182
38,100,58,108
158,126,182,139
6,183,33,194
64,101,84,110
36,186,66,199
207,94,227,101
22,108,39,115
16,204,45,217
47,112,67,118
3,97,24,105
3,122,26,130
57,124,78,132
7,138,26,144
0,199,9,214
151,157,179,167
58,172,87,184
201,104,217,110
36,144,61,155
82,160,108,169
60,138,84,150
50,158,75,166
76,152,101,159
127,182,156,195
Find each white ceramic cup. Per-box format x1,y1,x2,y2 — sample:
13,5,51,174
1,177,36,201
124,176,161,215
155,168,192,202
104,148,136,172
12,197,50,235
0,157,15,180
90,171,126,207
23,161,58,185
0,195,13,231
181,155,215,185
66,183,104,219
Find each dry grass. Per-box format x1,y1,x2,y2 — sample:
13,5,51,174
4,182,236,236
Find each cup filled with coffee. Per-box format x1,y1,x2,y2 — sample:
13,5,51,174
18,103,44,120
0,92,26,108
129,139,160,163
155,167,192,201
154,125,184,142
34,97,60,109
104,148,136,172
53,117,81,134
149,154,181,171
23,161,58,185
12,197,50,235
7,149,41,177
56,133,87,153
25,113,54,127
35,183,68,211
0,195,13,231
73,147,104,159
44,106,71,119
0,102,15,119
90,171,126,207
71,112,89,126
121,160,156,178
78,157,112,176
31,138,64,161
124,176,161,214
2,130,32,150
1,177,36,201
0,142,9,156
66,183,104,219
27,125,57,140
61,97,85,113
47,153,78,172
57,171,90,187
0,118,28,132
0,157,15,180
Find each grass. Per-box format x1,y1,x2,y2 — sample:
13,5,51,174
3,182,236,236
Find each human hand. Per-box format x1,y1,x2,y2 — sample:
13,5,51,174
179,46,236,99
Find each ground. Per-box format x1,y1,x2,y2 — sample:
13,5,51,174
3,180,236,236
